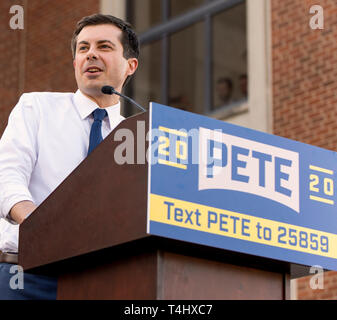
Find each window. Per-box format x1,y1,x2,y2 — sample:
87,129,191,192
127,0,162,33
126,0,247,117
169,21,204,113
212,2,247,111
170,0,205,18
132,41,162,110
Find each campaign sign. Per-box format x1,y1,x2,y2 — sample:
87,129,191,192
147,103,337,271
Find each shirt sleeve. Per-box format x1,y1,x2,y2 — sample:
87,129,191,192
0,93,39,222
0,218,19,252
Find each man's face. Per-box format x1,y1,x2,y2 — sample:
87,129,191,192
216,82,231,101
73,24,138,98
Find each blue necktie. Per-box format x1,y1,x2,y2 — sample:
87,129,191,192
87,108,108,155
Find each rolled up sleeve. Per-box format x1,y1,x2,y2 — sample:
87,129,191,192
0,94,39,221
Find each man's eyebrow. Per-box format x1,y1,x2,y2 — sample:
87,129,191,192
78,40,90,46
97,40,116,47
77,40,116,46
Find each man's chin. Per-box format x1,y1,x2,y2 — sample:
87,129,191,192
81,84,105,97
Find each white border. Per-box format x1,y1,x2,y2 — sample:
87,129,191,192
146,102,153,234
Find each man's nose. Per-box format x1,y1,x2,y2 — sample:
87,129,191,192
86,49,98,60
86,53,97,60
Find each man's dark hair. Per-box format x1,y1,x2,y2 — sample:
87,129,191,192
71,14,139,60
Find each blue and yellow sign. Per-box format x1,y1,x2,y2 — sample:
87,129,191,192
147,103,337,271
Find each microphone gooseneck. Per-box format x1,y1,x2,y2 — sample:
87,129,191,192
101,86,146,112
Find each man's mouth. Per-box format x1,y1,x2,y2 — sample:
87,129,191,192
85,67,103,74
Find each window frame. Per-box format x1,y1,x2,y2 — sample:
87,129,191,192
126,0,246,115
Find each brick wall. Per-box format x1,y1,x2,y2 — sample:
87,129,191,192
272,0,337,299
272,0,337,151
0,0,99,135
296,271,337,300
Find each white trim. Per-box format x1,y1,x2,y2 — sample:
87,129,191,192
290,279,298,300
100,0,126,19
224,0,272,134
265,0,273,134
146,103,153,234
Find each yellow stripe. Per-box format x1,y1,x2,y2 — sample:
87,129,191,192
310,195,334,205
159,126,188,137
158,159,187,170
309,165,334,175
149,194,337,259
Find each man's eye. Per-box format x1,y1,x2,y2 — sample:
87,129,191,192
79,46,88,51
100,45,111,49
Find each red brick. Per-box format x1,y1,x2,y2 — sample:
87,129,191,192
0,0,99,135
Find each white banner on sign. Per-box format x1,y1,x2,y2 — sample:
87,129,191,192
198,127,300,213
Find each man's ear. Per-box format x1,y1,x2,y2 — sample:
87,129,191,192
127,58,138,76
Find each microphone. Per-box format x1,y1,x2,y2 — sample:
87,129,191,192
101,86,146,112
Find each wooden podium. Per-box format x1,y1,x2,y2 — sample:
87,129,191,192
19,112,291,300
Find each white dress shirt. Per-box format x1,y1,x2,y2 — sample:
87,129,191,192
0,89,125,252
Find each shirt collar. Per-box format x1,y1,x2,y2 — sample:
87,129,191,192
73,89,122,129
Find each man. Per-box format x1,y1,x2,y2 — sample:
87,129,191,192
239,74,248,99
0,14,139,299
214,77,233,110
